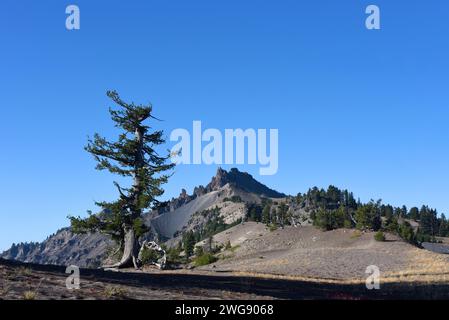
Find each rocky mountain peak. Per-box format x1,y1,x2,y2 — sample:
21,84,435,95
206,167,285,198
206,167,228,191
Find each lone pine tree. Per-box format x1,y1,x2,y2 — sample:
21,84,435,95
69,91,174,269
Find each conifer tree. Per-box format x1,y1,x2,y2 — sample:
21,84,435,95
69,91,174,268
262,204,271,225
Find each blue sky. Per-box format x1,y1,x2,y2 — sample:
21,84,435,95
1,1,448,251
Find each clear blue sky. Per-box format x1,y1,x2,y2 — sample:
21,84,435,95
1,1,448,251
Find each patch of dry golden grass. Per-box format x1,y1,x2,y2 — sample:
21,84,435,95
230,248,449,286
229,271,366,284
103,286,129,299
350,230,362,239
382,248,449,283
23,290,37,300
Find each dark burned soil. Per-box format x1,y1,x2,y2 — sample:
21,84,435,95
1,258,449,300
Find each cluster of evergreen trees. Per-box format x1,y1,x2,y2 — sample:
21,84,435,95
304,185,448,245
245,199,290,230
218,186,448,247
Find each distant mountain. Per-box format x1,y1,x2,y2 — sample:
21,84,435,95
1,229,111,268
1,168,287,267
205,167,285,198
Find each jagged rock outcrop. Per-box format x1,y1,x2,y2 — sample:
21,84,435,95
3,242,42,261
206,168,285,198
194,185,206,197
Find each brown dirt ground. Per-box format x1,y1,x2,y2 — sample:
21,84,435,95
2,223,449,300
2,258,449,300
199,223,449,283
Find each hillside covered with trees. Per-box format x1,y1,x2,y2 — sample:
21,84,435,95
244,186,448,247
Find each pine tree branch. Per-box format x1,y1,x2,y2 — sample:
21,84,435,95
113,181,130,200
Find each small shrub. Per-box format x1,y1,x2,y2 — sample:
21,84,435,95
140,247,163,265
374,231,386,242
104,286,128,299
23,291,37,300
193,253,218,267
194,246,204,257
398,222,417,245
224,240,232,250
166,246,184,265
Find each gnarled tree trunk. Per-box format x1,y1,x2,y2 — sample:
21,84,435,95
104,226,139,269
